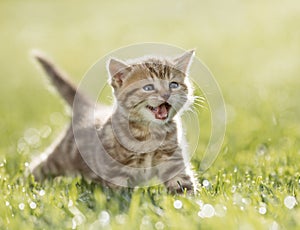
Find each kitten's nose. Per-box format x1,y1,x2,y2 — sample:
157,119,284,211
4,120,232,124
161,93,170,101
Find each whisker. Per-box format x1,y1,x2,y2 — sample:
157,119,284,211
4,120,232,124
193,105,208,112
193,102,206,108
193,97,206,103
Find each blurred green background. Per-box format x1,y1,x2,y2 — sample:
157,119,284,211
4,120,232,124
1,0,299,170
1,0,300,229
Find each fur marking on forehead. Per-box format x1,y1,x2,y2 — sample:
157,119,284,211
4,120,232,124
126,57,178,80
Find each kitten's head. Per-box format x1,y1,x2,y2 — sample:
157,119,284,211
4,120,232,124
107,50,194,124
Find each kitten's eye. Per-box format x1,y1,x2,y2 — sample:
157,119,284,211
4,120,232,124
169,82,179,89
143,84,155,91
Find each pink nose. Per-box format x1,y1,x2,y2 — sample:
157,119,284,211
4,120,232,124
161,93,170,101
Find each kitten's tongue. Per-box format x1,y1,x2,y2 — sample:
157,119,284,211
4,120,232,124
153,104,168,120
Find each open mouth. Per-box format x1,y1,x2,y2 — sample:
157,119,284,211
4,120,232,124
146,103,171,120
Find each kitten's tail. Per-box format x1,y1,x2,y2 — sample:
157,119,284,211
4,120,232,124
31,50,89,108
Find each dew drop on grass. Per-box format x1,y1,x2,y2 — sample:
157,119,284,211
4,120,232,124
19,203,25,210
258,206,267,215
5,201,10,206
39,190,45,196
99,211,110,226
155,221,164,230
202,179,210,187
198,204,215,218
284,196,297,209
29,202,37,209
173,200,183,209
198,211,205,218
258,202,267,215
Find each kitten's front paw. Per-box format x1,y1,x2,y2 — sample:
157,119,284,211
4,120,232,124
165,175,194,195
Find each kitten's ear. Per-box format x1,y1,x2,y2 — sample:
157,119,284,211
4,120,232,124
107,58,131,88
174,49,195,74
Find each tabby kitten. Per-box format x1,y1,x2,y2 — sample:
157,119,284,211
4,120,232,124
30,50,197,194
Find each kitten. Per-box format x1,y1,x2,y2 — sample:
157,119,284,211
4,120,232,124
29,50,197,194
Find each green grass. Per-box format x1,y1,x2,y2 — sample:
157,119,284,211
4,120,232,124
1,0,300,229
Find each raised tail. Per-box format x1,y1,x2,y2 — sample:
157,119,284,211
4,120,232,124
32,50,89,108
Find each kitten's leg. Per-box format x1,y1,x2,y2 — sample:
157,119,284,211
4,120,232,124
29,126,77,180
158,151,196,194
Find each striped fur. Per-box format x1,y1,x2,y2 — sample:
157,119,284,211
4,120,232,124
30,50,197,194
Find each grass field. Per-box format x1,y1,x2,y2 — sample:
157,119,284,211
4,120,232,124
1,0,300,229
